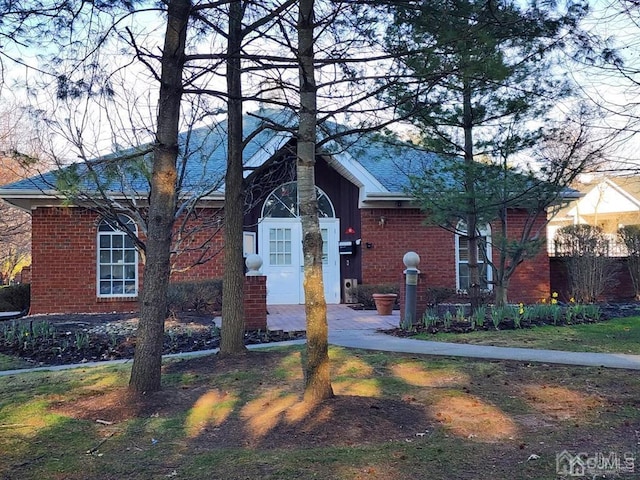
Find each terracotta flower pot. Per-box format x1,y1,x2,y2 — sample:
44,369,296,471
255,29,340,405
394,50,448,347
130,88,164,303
372,293,397,316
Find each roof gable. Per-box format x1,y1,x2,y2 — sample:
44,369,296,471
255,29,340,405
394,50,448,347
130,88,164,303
567,178,640,217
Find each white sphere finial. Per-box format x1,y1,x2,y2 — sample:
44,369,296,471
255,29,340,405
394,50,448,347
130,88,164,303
245,254,263,276
403,251,420,269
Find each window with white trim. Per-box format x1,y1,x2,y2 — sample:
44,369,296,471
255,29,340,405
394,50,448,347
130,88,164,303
455,222,492,293
243,231,256,257
97,215,138,297
269,227,292,265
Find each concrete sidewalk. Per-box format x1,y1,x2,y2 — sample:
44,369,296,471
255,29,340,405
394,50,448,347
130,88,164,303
1,305,639,376
328,329,640,370
269,305,640,370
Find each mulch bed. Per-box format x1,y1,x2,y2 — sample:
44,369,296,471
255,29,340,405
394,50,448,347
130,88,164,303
0,311,305,368
1,302,638,368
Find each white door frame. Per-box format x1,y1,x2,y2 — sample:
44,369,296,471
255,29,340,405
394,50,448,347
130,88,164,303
319,218,340,304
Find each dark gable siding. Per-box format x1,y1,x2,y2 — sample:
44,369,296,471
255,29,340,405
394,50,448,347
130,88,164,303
244,151,362,297
314,157,362,284
243,144,297,236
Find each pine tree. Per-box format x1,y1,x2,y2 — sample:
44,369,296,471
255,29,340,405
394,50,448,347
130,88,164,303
385,0,588,309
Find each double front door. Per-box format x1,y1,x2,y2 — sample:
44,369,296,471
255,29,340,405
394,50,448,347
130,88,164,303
258,218,340,304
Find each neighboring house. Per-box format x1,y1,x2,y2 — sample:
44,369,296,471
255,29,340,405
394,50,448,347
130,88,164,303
0,109,551,314
0,156,33,284
547,175,640,256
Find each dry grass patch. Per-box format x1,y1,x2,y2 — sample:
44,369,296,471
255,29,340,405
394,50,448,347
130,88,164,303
429,392,519,442
521,384,603,420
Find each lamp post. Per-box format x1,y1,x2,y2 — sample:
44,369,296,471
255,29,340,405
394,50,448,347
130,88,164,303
403,251,420,329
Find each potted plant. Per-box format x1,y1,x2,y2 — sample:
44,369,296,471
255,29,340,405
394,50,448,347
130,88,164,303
372,293,397,315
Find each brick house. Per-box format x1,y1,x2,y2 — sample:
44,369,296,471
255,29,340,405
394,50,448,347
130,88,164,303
0,109,551,314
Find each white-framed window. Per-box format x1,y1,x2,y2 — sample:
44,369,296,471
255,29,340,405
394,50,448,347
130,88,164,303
269,227,292,265
243,231,256,257
97,215,138,297
455,222,492,293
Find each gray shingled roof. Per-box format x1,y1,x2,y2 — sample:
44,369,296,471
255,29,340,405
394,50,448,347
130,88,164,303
0,109,297,194
1,108,578,210
331,132,438,192
0,108,442,206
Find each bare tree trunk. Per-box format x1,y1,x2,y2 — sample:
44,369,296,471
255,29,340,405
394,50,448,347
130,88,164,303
462,74,481,313
494,284,509,307
220,0,247,355
129,0,190,393
298,0,333,403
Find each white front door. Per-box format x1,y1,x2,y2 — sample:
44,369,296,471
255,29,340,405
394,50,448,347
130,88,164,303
259,218,340,304
260,219,302,304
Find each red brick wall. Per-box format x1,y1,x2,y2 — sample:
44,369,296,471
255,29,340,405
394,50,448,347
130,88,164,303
30,206,228,314
19,266,31,284
500,209,550,304
169,208,226,281
362,208,551,313
244,275,267,330
30,207,140,314
31,204,550,316
360,208,456,288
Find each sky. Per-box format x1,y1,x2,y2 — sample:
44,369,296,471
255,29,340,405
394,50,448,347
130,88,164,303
564,0,640,168
0,1,639,170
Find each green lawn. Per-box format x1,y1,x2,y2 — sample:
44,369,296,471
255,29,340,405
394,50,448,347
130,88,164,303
0,346,638,479
414,316,640,354
0,353,31,371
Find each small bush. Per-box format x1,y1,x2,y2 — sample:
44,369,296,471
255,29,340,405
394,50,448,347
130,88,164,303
555,224,618,302
353,283,399,310
425,287,457,305
167,279,223,314
0,284,30,312
619,225,640,299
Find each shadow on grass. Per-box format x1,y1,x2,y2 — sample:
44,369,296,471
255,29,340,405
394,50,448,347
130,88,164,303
0,347,638,479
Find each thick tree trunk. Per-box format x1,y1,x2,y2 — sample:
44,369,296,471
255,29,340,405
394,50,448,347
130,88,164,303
298,0,333,403
129,0,190,392
220,0,247,355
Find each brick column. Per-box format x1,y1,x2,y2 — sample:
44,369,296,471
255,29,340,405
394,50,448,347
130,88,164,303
243,254,267,331
244,275,267,331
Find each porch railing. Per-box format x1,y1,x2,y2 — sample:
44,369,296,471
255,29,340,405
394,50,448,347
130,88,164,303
549,233,630,258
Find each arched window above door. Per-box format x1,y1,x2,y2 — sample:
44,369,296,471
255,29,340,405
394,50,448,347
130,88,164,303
261,181,335,218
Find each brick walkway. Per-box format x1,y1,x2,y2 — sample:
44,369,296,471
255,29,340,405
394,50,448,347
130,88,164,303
266,304,399,332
